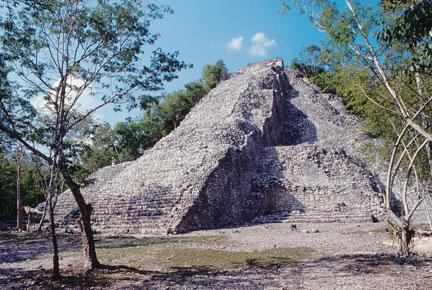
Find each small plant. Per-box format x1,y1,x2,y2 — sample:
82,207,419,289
388,220,416,255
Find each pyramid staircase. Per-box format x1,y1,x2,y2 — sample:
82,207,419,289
48,60,387,235
250,70,385,224
252,145,385,224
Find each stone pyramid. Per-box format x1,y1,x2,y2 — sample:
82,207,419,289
53,59,386,235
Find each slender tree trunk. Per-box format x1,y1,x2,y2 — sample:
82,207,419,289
76,201,100,270
55,70,99,271
60,165,100,271
16,147,22,231
423,196,432,232
49,193,60,278
34,156,49,232
16,163,22,231
26,213,31,232
424,125,432,176
48,168,60,278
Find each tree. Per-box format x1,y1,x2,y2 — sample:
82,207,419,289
0,134,45,223
282,0,432,255
15,145,24,231
202,60,229,90
0,147,17,220
0,0,188,275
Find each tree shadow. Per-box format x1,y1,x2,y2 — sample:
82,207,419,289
0,232,81,264
0,263,215,289
245,256,295,268
97,263,154,275
297,253,432,276
141,253,432,288
0,267,108,289
0,263,153,289
149,266,216,285
2,253,431,289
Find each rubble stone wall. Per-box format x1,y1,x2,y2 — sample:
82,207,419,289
49,59,404,234
52,59,290,234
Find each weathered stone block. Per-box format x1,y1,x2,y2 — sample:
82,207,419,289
49,59,398,234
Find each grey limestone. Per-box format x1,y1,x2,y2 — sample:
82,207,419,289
51,59,390,235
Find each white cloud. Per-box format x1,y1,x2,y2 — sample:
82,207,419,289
31,94,49,111
227,36,243,51
31,77,100,117
248,32,276,56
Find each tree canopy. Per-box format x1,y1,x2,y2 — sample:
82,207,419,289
0,0,190,274
284,0,432,255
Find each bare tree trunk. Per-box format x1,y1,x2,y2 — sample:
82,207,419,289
26,213,31,232
48,168,60,278
424,119,432,177
426,141,432,175
16,146,23,231
34,155,49,232
49,192,60,278
60,165,100,271
417,74,432,177
343,0,432,256
76,201,99,271
423,196,432,232
16,165,22,231
54,62,99,271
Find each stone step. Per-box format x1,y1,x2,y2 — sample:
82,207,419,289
253,142,385,226
43,60,388,236
62,223,169,236
253,215,378,224
252,209,384,224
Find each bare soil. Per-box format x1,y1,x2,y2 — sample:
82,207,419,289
1,222,431,289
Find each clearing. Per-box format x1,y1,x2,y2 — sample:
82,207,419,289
1,222,431,289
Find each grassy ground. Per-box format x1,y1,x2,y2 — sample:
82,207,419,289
2,223,431,289
62,235,311,271
1,233,312,288
97,244,310,270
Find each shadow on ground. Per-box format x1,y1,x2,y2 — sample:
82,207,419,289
0,232,222,264
2,253,431,289
140,254,432,288
0,232,81,264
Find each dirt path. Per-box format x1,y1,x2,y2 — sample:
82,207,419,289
1,222,431,289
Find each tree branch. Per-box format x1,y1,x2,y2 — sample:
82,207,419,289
0,124,51,164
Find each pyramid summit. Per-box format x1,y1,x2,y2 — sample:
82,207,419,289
52,59,386,235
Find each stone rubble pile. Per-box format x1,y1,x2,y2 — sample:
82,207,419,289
249,70,386,224
252,145,384,223
53,59,289,234
50,59,390,235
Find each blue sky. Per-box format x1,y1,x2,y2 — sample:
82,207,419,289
101,0,326,124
